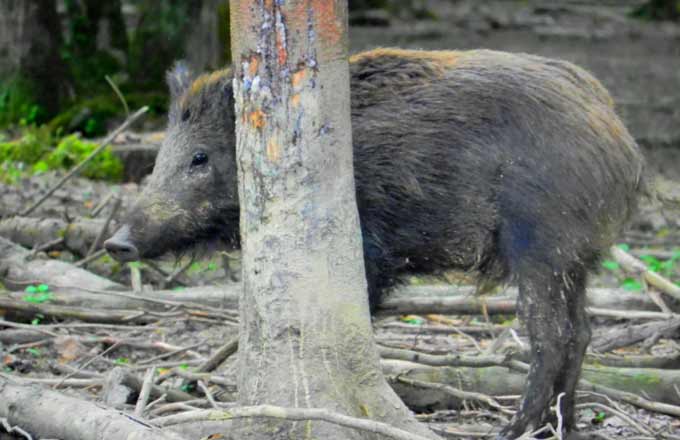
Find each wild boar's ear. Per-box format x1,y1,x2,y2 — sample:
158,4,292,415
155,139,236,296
166,61,193,99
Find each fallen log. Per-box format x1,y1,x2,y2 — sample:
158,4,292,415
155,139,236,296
380,358,680,412
0,237,122,291
0,216,111,256
591,317,680,352
1,281,662,318
0,374,187,440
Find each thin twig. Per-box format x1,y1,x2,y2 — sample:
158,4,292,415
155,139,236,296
393,376,514,416
90,191,114,218
20,107,148,216
74,248,107,267
134,367,157,417
554,392,565,440
28,237,64,259
198,380,219,409
195,336,239,373
105,75,130,117
87,195,121,257
574,402,653,436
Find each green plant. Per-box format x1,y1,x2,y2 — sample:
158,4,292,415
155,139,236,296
0,128,123,183
46,134,123,181
0,76,48,127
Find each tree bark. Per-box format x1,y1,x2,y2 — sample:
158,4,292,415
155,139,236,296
229,1,437,439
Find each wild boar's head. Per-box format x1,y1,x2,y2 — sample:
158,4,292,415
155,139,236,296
105,62,239,262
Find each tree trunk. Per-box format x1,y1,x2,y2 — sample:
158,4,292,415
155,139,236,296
0,0,69,117
229,1,437,439
184,0,230,72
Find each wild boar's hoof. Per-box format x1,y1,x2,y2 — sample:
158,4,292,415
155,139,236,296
104,226,140,262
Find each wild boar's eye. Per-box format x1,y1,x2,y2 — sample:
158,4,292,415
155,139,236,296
191,152,208,167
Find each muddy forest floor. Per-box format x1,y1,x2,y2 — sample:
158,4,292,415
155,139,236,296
2,1,680,439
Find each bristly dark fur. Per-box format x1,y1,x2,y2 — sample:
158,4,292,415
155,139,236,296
112,48,646,439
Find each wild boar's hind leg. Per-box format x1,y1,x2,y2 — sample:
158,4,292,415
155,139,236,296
552,266,590,437
499,264,584,439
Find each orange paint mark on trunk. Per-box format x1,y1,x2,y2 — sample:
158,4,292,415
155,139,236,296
266,138,280,162
310,0,341,48
291,69,306,88
291,93,301,107
277,33,287,66
249,110,266,129
248,56,260,77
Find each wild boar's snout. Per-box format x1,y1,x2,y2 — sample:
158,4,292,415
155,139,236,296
104,225,140,262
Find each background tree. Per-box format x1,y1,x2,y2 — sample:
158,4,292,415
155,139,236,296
632,0,680,21
0,0,71,124
229,0,437,438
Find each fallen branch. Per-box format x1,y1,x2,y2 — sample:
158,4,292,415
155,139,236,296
152,404,435,440
0,216,111,256
591,317,680,352
0,374,187,440
380,356,680,410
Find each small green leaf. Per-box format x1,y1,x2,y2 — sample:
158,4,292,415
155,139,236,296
26,347,41,357
616,243,630,252
114,357,129,365
24,285,38,293
593,411,607,423
127,261,141,269
399,315,425,325
180,384,192,392
188,262,202,273
32,161,49,173
24,292,54,303
639,255,661,272
178,363,190,371
207,262,218,271
37,283,50,292
31,317,41,325
601,260,619,271
172,286,185,291
622,278,643,291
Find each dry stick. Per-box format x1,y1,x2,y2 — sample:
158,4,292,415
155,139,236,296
90,191,114,218
197,380,219,409
20,106,149,217
0,319,59,337
587,307,678,320
195,336,239,373
152,404,436,440
0,416,34,440
28,237,64,259
144,258,194,288
611,246,680,302
137,342,204,365
393,376,514,416
0,297,150,324
580,379,680,418
135,367,157,417
74,248,107,267
87,195,121,257
574,402,653,437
